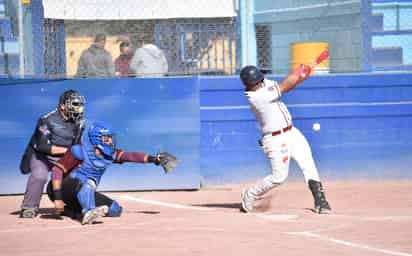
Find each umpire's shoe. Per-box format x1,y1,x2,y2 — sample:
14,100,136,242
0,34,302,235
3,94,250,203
81,205,109,225
308,179,331,214
20,207,38,218
240,189,256,213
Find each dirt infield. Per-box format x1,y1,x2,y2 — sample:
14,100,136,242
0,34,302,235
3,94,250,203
1,180,411,256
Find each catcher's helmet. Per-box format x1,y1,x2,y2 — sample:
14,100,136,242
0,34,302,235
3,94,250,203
240,65,264,88
88,121,116,157
59,90,85,122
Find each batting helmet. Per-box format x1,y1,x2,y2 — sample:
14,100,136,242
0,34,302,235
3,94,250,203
88,121,116,157
240,65,264,88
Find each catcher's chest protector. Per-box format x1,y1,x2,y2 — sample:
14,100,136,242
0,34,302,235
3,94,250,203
72,136,113,186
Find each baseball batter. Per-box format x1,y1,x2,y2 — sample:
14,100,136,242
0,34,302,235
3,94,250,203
239,65,331,214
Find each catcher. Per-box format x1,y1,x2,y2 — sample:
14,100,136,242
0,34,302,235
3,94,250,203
47,121,178,224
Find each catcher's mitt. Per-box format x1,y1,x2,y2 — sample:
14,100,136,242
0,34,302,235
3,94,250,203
155,152,179,173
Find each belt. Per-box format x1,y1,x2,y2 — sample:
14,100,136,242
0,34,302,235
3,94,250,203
271,125,292,137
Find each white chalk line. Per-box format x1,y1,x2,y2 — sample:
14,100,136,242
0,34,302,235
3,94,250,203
120,195,412,223
286,231,412,256
120,195,213,211
120,194,301,222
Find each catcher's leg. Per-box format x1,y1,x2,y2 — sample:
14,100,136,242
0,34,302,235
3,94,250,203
58,178,121,218
46,181,54,202
47,178,83,219
289,127,331,214
48,176,84,219
76,179,108,224
95,192,122,217
241,135,290,213
77,179,97,214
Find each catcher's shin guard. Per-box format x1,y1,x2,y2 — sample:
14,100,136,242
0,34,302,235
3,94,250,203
308,179,331,214
77,180,96,214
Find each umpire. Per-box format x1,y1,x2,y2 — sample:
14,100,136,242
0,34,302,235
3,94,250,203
19,90,86,218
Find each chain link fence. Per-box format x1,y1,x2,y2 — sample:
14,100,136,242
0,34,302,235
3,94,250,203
255,0,363,74
63,18,238,78
370,0,412,70
1,0,238,78
1,0,412,78
1,0,20,76
254,0,412,74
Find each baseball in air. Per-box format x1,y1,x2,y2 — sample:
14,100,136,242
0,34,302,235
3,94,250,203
312,123,321,131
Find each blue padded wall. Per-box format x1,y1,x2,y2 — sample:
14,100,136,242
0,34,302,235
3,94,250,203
0,78,200,194
1,73,411,194
200,73,412,184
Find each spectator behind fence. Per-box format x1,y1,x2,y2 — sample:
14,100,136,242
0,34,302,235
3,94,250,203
75,34,115,78
115,41,134,77
130,38,168,77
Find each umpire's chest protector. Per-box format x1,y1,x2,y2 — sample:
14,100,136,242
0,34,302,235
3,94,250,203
72,136,113,185
47,111,77,147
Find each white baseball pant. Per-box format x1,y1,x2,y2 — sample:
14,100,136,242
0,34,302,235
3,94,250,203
248,127,321,197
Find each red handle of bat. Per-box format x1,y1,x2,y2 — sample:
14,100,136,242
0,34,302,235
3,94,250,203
314,49,329,65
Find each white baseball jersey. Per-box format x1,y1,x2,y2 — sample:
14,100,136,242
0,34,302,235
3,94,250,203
245,79,292,134
243,78,321,199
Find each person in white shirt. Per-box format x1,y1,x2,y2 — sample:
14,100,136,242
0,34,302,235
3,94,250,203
130,41,168,77
239,65,331,214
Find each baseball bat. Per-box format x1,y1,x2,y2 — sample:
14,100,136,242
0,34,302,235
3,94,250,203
310,49,329,69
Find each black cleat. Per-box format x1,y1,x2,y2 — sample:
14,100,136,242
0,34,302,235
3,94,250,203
308,179,331,214
315,198,331,214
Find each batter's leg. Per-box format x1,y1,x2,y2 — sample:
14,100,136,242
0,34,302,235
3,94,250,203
289,127,320,183
289,127,331,213
241,135,290,212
